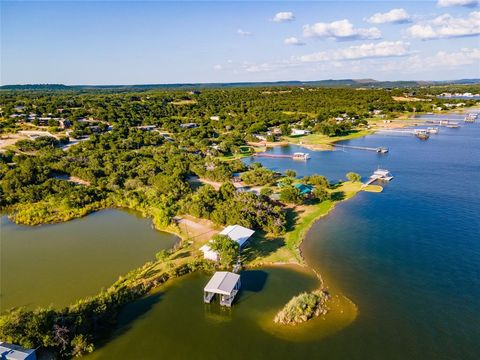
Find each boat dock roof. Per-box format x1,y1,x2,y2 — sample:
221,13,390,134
204,271,240,296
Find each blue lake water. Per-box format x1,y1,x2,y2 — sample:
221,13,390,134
245,120,480,359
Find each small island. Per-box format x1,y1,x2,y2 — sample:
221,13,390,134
274,290,330,325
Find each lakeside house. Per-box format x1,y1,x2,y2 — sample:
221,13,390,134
294,183,314,196
179,122,198,129
290,129,311,136
204,271,241,307
0,342,36,360
200,225,255,262
137,125,157,131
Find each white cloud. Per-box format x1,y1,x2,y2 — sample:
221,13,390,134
366,8,411,24
303,19,381,40
273,11,295,22
245,63,276,73
213,45,479,79
284,37,306,46
299,41,410,62
406,11,480,39
237,29,252,36
213,64,224,70
431,47,480,66
437,0,479,7
380,47,480,73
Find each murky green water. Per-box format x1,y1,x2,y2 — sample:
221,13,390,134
0,209,177,311
85,266,340,360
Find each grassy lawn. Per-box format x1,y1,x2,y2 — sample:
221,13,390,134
285,129,374,150
363,184,383,193
217,152,254,161
248,181,365,265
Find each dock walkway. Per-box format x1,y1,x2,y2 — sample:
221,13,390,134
333,144,388,153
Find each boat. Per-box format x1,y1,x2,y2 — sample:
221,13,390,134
464,113,478,123
427,127,439,134
446,124,460,128
376,147,389,153
292,152,310,160
414,129,430,140
371,168,394,181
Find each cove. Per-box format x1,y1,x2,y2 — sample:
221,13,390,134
0,209,178,312
85,265,357,360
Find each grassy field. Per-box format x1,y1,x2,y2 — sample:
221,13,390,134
248,181,366,265
285,129,374,150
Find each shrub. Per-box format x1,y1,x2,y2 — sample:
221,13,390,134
274,290,330,325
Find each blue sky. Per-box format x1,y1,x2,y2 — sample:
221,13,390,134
1,0,479,84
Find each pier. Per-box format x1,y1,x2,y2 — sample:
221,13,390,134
255,153,294,159
376,128,439,139
415,118,460,122
254,152,310,160
421,119,461,127
333,144,389,153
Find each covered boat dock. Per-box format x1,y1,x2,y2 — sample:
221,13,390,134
204,271,241,307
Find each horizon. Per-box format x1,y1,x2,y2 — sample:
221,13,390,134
2,77,480,88
2,0,479,85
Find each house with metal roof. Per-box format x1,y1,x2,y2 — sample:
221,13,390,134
219,225,255,248
200,225,255,261
0,342,36,360
204,271,241,307
294,183,314,195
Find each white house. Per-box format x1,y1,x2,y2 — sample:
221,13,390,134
179,122,198,129
0,342,36,360
200,225,255,261
291,129,311,136
210,115,220,121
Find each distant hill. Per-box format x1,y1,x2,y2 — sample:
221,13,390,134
1,78,479,91
0,84,72,90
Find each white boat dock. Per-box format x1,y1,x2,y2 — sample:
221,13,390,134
204,271,241,307
363,169,394,186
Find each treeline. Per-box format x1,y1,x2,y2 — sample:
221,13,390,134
0,258,209,358
0,126,286,233
1,86,443,133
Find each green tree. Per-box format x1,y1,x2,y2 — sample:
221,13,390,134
155,249,170,262
279,186,304,205
260,186,273,197
313,187,330,202
219,182,236,200
304,174,329,188
346,172,361,182
285,169,296,178
209,234,239,267
240,167,276,186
